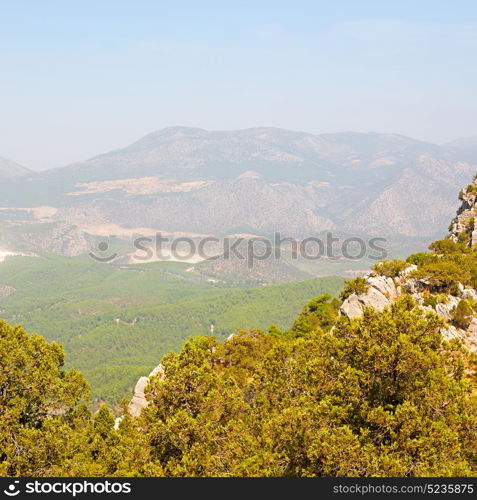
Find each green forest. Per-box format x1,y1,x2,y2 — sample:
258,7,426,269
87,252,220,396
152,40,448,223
0,254,343,403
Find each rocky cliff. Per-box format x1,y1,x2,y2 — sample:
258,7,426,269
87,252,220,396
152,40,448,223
340,175,477,352
449,178,477,247
128,364,164,418
340,269,477,352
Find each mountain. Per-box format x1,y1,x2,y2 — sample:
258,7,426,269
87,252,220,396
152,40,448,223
0,127,476,266
20,126,456,188
0,156,30,180
445,136,477,164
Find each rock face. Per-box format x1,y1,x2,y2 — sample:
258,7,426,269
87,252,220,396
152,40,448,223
340,275,400,319
449,179,477,247
340,268,477,352
128,364,164,417
340,178,477,352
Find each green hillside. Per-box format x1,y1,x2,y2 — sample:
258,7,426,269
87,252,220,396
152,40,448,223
0,254,343,404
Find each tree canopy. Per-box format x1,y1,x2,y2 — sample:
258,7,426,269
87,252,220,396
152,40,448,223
3,294,475,477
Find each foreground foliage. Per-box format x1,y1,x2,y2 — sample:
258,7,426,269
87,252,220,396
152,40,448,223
1,295,476,477
409,239,477,293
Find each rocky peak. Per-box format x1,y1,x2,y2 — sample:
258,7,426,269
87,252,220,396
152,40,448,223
340,174,477,352
339,266,477,352
449,176,477,247
127,363,164,418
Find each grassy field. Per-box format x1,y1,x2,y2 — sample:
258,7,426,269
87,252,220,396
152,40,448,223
0,254,343,405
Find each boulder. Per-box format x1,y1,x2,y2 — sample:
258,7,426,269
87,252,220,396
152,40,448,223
128,364,165,417
128,376,149,418
340,276,397,319
462,288,477,301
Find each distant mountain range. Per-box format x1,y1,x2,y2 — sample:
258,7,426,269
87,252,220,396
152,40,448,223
0,156,30,180
445,136,477,163
1,127,476,266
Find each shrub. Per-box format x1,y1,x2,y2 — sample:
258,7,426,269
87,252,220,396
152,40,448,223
458,231,471,244
451,299,474,329
412,260,471,295
428,239,462,256
340,277,369,301
422,294,448,309
372,260,408,278
138,297,477,477
406,252,437,266
290,294,341,335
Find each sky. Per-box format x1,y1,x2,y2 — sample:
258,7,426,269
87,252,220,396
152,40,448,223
1,0,477,170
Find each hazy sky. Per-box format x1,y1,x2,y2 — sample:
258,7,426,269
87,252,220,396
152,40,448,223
1,0,477,170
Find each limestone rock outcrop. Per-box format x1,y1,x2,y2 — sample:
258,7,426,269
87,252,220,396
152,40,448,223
128,364,164,418
340,275,400,319
339,175,477,352
340,267,477,352
449,179,477,247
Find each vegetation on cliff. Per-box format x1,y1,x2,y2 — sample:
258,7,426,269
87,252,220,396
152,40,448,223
1,294,476,477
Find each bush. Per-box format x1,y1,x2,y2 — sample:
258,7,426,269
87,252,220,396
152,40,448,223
451,299,474,329
340,277,369,301
136,297,477,477
290,294,341,335
422,294,448,309
406,252,437,266
372,260,408,278
0,320,90,476
428,239,463,256
458,231,471,244
412,260,471,295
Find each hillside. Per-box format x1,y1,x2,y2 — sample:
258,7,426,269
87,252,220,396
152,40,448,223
116,172,477,476
0,156,30,180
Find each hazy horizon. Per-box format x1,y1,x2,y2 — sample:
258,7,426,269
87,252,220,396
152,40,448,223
3,125,476,173
1,0,477,170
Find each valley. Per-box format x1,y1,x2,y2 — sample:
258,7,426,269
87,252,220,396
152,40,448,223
0,253,342,404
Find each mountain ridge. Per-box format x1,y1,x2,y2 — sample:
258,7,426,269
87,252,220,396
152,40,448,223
0,127,476,261
0,156,30,180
